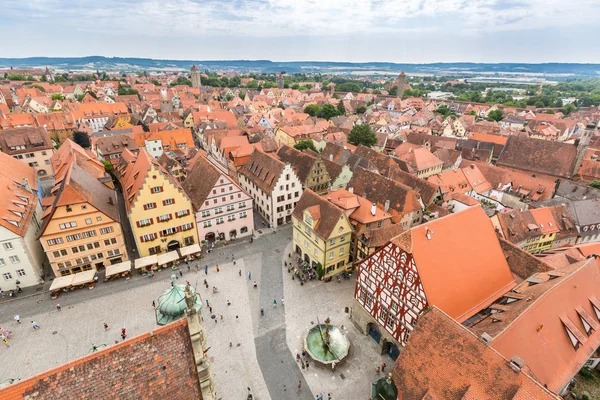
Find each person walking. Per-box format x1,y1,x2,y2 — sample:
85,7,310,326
179,270,183,278
3,337,9,347
121,328,127,341
204,265,208,275
298,380,302,392
103,322,109,331
260,307,264,316
306,361,309,370
239,269,241,277
14,315,20,324
152,300,156,308
248,271,252,280
31,321,40,330
216,265,219,272
381,362,386,372
56,304,61,311
273,299,277,308
281,298,284,306
253,281,258,288
331,361,336,372
296,353,301,362
187,263,191,273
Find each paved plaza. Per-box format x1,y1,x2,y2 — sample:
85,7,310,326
0,225,391,399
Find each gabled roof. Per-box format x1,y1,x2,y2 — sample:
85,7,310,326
469,258,600,394
276,145,317,183
182,154,241,211
390,206,517,322
292,189,346,240
348,167,421,222
0,127,53,154
392,307,559,400
497,136,578,179
239,150,286,195
40,162,120,237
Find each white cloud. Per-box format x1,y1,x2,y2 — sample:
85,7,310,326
4,0,599,38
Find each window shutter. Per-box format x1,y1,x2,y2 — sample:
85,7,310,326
140,236,145,243
143,204,148,210
172,199,175,204
136,221,140,227
153,203,157,208
169,213,172,220
162,200,166,206
150,218,154,224
177,226,182,232
160,186,164,193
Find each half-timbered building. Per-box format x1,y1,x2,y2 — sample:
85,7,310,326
351,205,517,358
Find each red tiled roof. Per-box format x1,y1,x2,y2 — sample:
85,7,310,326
0,319,202,399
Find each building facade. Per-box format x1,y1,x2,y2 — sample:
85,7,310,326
0,127,55,177
182,153,253,243
238,150,302,228
292,190,352,278
117,149,198,257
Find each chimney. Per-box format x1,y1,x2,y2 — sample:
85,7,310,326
470,164,475,169
108,196,114,205
362,192,367,198
348,187,354,194
371,202,377,216
508,356,526,372
329,154,333,161
384,199,390,213
479,332,493,345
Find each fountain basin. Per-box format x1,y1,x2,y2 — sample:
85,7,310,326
304,324,350,365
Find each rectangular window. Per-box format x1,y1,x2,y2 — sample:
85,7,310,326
339,248,344,256
157,214,171,222
3,272,12,280
100,227,114,235
340,235,346,242
176,209,190,218
85,218,92,225
201,210,210,217
144,202,157,210
0,258,5,267
203,221,212,228
163,198,175,205
3,242,13,251
17,269,26,277
138,218,152,227
9,256,20,264
151,186,163,194
329,251,334,260
329,239,335,246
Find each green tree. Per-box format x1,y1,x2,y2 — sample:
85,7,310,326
487,109,504,122
245,81,258,89
336,82,362,93
316,263,324,279
101,160,114,172
117,87,139,96
29,84,46,92
589,180,600,190
562,103,577,115
72,131,91,149
151,79,160,86
467,110,477,116
304,104,321,117
225,94,233,102
388,86,398,96
291,83,300,90
294,140,317,152
316,103,339,120
51,93,65,100
337,101,346,115
348,124,377,147
435,105,451,118
356,105,367,114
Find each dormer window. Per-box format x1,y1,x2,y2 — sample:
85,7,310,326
560,316,587,350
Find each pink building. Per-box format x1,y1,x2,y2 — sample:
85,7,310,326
182,153,253,243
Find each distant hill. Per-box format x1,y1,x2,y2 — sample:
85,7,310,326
0,56,598,78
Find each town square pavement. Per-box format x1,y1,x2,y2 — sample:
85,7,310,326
0,225,390,399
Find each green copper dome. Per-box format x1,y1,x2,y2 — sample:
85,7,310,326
155,275,202,326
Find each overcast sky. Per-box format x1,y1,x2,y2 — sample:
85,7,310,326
3,0,600,63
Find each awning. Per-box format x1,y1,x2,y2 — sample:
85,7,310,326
158,251,179,266
105,261,131,278
71,269,97,286
49,275,74,292
178,244,202,257
135,254,158,269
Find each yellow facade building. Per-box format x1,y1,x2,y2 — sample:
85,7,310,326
40,140,127,277
292,189,352,279
117,148,198,257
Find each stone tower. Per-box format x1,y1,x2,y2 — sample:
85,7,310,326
396,71,406,99
190,65,202,89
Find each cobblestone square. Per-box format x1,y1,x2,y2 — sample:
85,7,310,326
0,226,390,399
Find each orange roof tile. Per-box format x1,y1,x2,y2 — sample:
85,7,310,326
391,206,517,322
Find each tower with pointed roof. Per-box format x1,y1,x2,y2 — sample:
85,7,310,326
190,65,202,89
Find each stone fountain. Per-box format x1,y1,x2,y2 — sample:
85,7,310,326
303,317,350,365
